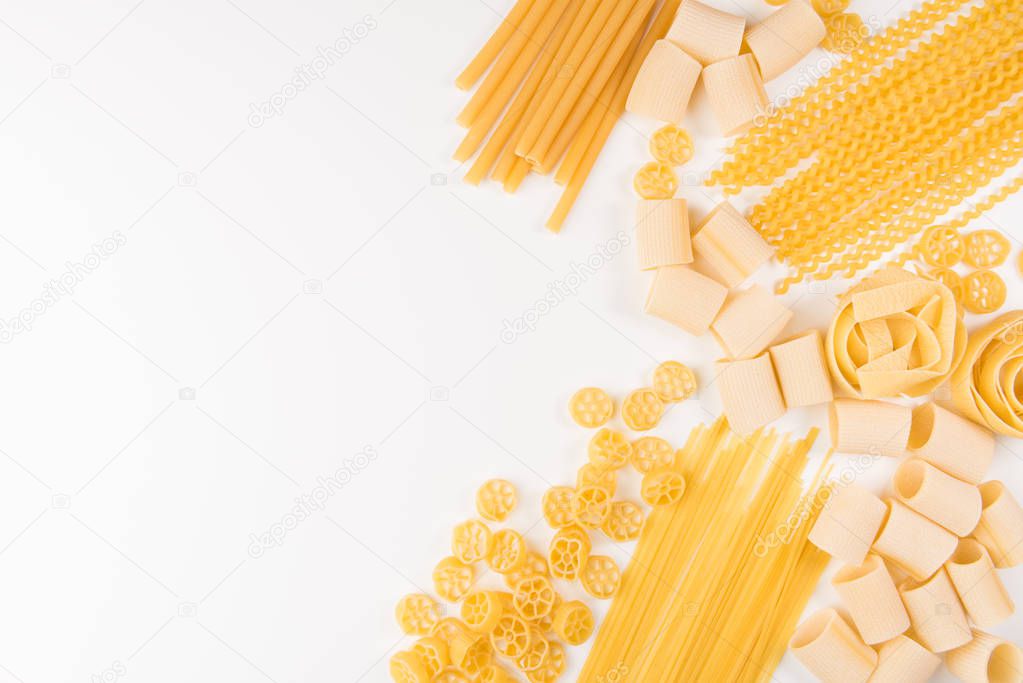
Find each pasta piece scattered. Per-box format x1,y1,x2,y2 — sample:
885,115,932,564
621,388,664,431
552,600,595,645
396,594,441,636
645,265,728,334
433,556,474,602
951,312,1023,437
489,613,532,658
928,266,964,304
701,54,769,136
487,529,527,574
453,634,492,676
869,635,941,683
716,353,786,436
636,199,692,270
461,591,504,633
908,402,994,484
872,499,957,581
710,285,793,358
666,0,745,66
768,330,834,408
691,201,773,287
918,225,964,267
651,360,697,402
525,640,566,683
581,555,621,599
548,525,590,580
821,12,866,53
893,459,982,536
641,469,686,506
478,663,514,683
630,436,675,474
790,608,877,683
602,500,645,541
830,554,909,645
572,484,612,528
431,617,468,645
451,519,493,564
503,551,548,589
973,481,1023,569
808,483,887,566
576,463,617,496
511,574,556,621
962,268,1006,314
542,486,576,528
744,0,826,82
964,229,1010,267
945,539,1014,629
633,161,678,199
649,124,693,165
475,479,517,522
587,427,632,470
516,629,549,672
390,650,430,683
945,631,1023,683
625,40,701,123
899,569,971,653
568,387,614,428
412,636,450,678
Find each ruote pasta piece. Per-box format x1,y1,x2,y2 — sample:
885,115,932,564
542,486,575,528
548,525,590,580
811,0,849,17
516,628,548,672
946,538,1014,628
899,569,971,653
581,555,620,599
645,265,728,335
390,650,430,683
602,500,645,541
489,613,531,659
621,388,665,431
711,285,793,358
649,124,694,166
577,462,616,496
572,485,612,529
701,54,768,136
634,161,679,199
396,594,441,636
636,199,692,270
951,311,1023,437
433,556,474,602
526,640,565,683
744,0,826,81
479,663,515,683
808,484,887,565
487,529,527,574
503,550,547,590
511,574,556,621
868,635,941,683
831,554,909,645
568,387,614,428
715,353,785,436
964,229,1011,268
907,402,995,484
821,12,866,53
872,499,957,581
476,479,517,522
769,330,834,408
452,519,493,564
973,481,1023,568
552,600,595,645
652,360,698,402
946,631,1023,683
625,40,701,124
631,436,675,473
412,636,450,678
587,427,632,471
461,591,504,633
452,632,492,676
790,608,877,683
829,399,911,458
963,269,1006,314
691,201,773,287
666,0,745,65
919,225,965,267
641,469,686,506
893,459,982,535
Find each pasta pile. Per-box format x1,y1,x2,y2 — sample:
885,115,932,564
453,0,686,232
579,418,832,682
952,310,1023,438
798,400,1023,682
913,224,1012,315
707,0,1023,292
825,266,967,399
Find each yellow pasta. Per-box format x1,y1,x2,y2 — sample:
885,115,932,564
828,398,911,458
872,499,957,581
789,608,877,683
869,635,942,683
635,198,692,270
456,0,537,90
710,285,793,359
744,0,826,81
946,631,1023,683
808,483,887,565
691,201,773,287
644,265,727,335
701,54,769,137
666,0,746,66
907,402,995,485
973,481,1023,569
715,353,786,436
951,310,1023,437
831,554,909,645
893,459,982,536
625,39,701,124
769,330,834,408
946,538,1015,629
898,568,971,653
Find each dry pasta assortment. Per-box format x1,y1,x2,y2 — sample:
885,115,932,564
411,0,1023,679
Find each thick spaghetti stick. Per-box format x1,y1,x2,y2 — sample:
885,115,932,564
456,0,537,90
536,1,653,174
454,0,570,162
503,158,531,192
522,0,642,166
463,0,583,184
515,0,621,157
548,0,685,229
490,0,605,183
456,0,553,128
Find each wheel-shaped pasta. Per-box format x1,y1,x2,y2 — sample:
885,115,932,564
456,636,492,677
649,124,694,166
821,12,867,53
475,479,516,522
634,162,678,199
568,387,614,428
431,617,470,644
928,267,963,305
552,600,595,645
542,486,576,528
396,594,441,635
412,636,450,678
587,428,632,470
918,225,964,267
652,360,697,402
630,436,675,474
451,519,492,564
503,550,548,589
432,666,474,683
516,629,550,672
390,650,430,683
581,555,621,599
621,389,665,431
489,613,532,659
512,574,557,621
461,591,504,633
526,641,566,683
477,663,515,683
548,526,591,580
963,269,1006,314
433,556,474,602
641,470,686,506
964,229,1010,268
572,485,612,528
576,463,617,496
487,529,526,574
603,500,645,541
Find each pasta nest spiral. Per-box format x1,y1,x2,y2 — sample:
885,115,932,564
951,310,1023,438
826,267,966,398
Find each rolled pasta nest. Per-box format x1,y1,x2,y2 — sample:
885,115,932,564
826,266,967,398
951,310,1023,437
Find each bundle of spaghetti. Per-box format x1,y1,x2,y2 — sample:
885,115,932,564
708,0,973,192
579,418,831,683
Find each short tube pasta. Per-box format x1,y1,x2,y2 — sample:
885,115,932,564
829,399,911,458
701,54,769,136
645,265,727,335
872,499,957,581
691,201,773,287
789,608,877,683
744,0,826,81
635,199,692,270
946,631,1023,683
898,569,971,653
907,402,995,484
973,481,1023,568
666,0,746,66
715,353,786,436
808,484,887,565
769,330,834,407
625,40,701,123
830,554,909,645
946,538,1015,628
710,285,793,359
869,635,942,683
893,459,982,536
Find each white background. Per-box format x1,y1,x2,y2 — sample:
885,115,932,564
0,0,1019,681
